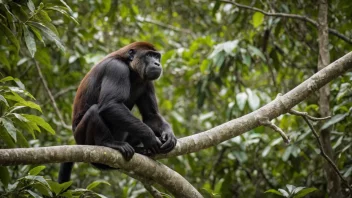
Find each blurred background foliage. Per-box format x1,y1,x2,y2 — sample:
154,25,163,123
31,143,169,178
0,0,351,197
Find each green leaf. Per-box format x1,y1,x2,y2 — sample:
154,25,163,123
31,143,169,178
236,92,247,111
248,45,266,60
59,181,73,194
293,187,317,198
292,187,305,194
27,22,65,51
0,76,15,83
0,51,10,70
246,89,260,110
321,114,347,130
14,78,26,90
9,105,27,113
264,189,283,196
252,12,264,28
0,166,10,188
6,92,41,112
241,52,251,66
28,26,44,43
59,0,73,12
8,181,19,191
27,0,35,12
24,175,50,188
20,101,42,112
38,10,51,22
0,95,9,106
262,146,271,157
29,165,46,176
60,191,73,198
16,130,29,147
32,183,53,197
0,125,16,148
23,25,37,58
0,22,20,52
86,180,111,190
18,118,41,136
278,188,289,197
48,180,73,195
286,184,295,194
11,113,29,122
26,190,41,198
46,6,79,24
22,114,55,134
223,40,239,54
0,118,17,142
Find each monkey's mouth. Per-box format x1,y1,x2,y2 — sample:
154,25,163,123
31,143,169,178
146,67,162,80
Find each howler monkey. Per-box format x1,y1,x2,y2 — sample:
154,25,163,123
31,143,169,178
58,42,177,183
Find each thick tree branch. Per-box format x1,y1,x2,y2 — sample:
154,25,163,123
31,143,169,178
157,51,352,159
219,0,352,45
0,146,202,198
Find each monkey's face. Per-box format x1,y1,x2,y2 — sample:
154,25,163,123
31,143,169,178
129,49,162,81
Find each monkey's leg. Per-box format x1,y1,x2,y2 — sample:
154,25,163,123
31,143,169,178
74,104,135,160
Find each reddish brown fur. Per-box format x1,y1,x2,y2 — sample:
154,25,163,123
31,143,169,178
72,42,156,126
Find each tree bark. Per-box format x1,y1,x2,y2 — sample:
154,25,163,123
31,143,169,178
0,146,202,198
317,0,342,197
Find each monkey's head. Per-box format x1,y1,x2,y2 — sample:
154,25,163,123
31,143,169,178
118,42,162,81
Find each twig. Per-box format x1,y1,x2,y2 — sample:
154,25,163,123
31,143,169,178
219,0,352,45
43,85,77,105
302,116,352,194
136,17,195,36
260,119,290,144
33,60,71,130
142,182,163,198
120,170,164,198
289,109,331,121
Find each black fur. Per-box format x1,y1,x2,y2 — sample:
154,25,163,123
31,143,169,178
58,42,177,184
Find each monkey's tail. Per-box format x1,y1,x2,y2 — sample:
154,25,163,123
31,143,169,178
58,162,74,184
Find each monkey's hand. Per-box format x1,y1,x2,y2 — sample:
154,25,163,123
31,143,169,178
159,129,177,153
143,135,162,155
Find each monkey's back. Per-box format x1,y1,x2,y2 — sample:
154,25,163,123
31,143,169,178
72,64,104,131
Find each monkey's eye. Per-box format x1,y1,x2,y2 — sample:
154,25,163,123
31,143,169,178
128,49,135,61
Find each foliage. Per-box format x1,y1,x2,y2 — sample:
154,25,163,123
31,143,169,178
265,184,317,198
0,0,351,197
1,165,109,198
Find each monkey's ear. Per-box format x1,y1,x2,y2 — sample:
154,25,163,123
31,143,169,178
128,49,135,61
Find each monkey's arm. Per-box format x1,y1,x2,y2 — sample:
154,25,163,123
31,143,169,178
136,82,177,153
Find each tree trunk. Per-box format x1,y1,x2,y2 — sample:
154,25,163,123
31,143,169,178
317,0,342,197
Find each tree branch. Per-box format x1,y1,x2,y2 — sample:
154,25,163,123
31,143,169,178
303,116,352,194
157,51,352,159
34,60,71,130
288,112,352,194
219,0,352,45
289,109,330,121
136,17,195,36
43,85,77,106
119,169,164,198
0,146,202,198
